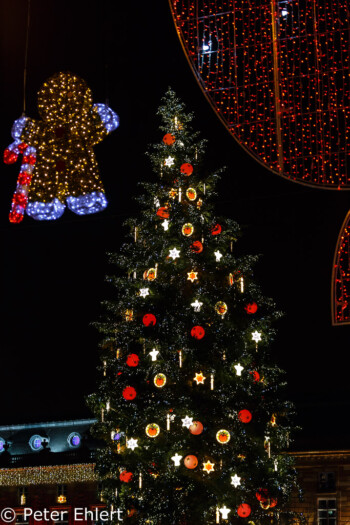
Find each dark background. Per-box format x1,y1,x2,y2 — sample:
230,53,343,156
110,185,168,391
0,0,349,445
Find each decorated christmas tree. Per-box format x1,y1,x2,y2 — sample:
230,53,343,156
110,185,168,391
88,90,300,524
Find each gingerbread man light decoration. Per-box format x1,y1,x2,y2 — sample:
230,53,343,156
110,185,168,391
4,71,119,222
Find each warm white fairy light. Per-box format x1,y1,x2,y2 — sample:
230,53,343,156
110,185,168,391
169,248,180,260
103,361,107,376
179,349,182,368
240,276,244,293
181,416,193,428
106,400,110,412
149,348,159,361
139,472,142,488
139,288,149,298
167,413,170,430
210,373,214,390
234,363,244,376
178,187,182,202
191,299,203,312
171,453,182,466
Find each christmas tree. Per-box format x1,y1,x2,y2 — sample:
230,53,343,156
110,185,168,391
88,90,300,524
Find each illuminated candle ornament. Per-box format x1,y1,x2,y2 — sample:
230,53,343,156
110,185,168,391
178,349,182,367
139,473,142,488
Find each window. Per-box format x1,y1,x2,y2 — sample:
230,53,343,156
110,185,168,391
319,472,336,492
0,438,5,453
18,487,28,506
67,432,81,448
57,484,67,504
318,498,336,525
29,435,48,451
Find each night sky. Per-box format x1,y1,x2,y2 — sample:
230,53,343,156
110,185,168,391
1,0,349,446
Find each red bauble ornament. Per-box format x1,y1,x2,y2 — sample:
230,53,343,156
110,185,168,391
120,471,133,483
237,503,251,518
123,386,137,400
256,489,269,502
189,421,203,435
156,207,169,218
163,133,176,145
190,240,203,253
191,325,205,340
211,223,222,235
143,313,157,327
270,498,277,508
238,409,252,423
245,302,258,314
180,162,193,176
250,370,260,383
126,354,139,367
3,149,18,164
184,455,198,469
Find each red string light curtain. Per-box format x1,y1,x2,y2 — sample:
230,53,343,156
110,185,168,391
169,0,350,188
332,211,350,325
